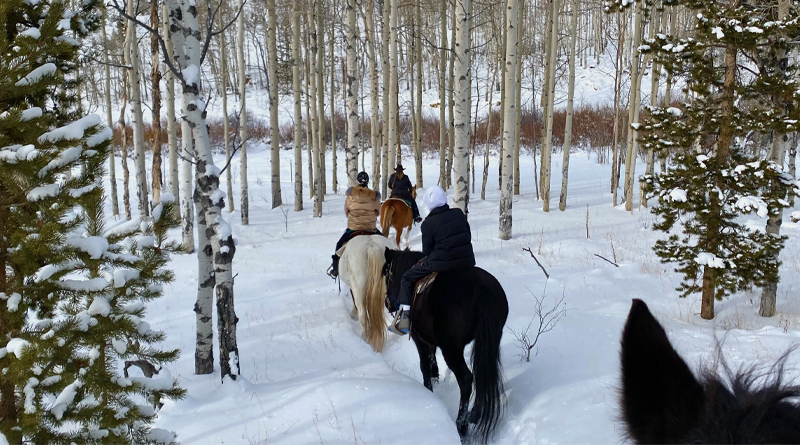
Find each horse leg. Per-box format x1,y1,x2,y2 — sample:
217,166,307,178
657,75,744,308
412,336,434,391
349,290,358,321
395,226,402,248
429,346,440,384
440,343,473,438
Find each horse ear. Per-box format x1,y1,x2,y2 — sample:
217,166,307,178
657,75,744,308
620,299,704,444
384,247,394,263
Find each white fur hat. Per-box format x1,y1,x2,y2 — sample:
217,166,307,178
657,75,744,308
423,185,447,210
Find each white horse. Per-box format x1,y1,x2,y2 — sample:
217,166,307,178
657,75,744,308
338,234,396,352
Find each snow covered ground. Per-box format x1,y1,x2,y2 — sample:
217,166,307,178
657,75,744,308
102,143,800,444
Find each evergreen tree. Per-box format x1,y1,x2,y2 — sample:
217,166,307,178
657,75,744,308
0,0,184,443
630,0,800,319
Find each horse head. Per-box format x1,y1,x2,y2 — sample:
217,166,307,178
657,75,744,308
620,299,800,443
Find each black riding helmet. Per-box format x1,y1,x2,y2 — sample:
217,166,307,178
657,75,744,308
357,171,369,187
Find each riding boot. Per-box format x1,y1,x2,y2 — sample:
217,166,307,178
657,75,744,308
327,254,339,279
388,307,410,335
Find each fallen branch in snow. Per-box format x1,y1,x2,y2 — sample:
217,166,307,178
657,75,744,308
594,253,619,267
522,247,550,279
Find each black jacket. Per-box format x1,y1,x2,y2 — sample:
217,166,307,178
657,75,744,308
421,204,476,271
388,173,413,197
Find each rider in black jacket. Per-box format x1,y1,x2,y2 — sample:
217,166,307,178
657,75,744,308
387,164,422,223
389,185,475,335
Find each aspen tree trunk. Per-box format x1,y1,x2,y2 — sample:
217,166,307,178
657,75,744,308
102,5,120,217
611,12,625,205
388,0,399,173
167,0,240,379
414,0,423,187
498,2,508,192
346,0,361,186
447,4,456,188
164,3,180,219
150,0,163,204
623,2,644,212
238,0,252,221
293,0,304,211
125,0,149,219
482,64,497,200
366,0,381,190
759,0,790,318
221,24,233,213
118,71,132,221
439,0,448,187
308,6,323,216
381,0,390,196
267,0,280,209
453,0,472,213
316,1,326,197
559,0,578,211
790,131,797,207
410,35,419,185
642,4,660,207
513,0,524,195
540,0,559,212
330,18,338,193
499,0,519,240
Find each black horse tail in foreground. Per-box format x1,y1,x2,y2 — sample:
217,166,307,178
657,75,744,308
384,249,508,443
620,299,800,443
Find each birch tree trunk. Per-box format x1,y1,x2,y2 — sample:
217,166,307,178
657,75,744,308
414,0,423,187
164,3,180,219
452,0,472,214
308,6,323,217
330,20,338,193
439,0,448,188
642,4,660,207
381,0,390,196
447,5,456,188
125,0,149,219
759,0,790,318
118,70,132,221
623,2,644,212
482,63,497,200
102,4,120,217
512,0,524,195
238,0,252,220
559,0,578,211
293,0,304,211
540,0,559,212
167,0,240,379
499,0,519,240
366,0,381,190
150,0,163,204
388,0,399,174
221,24,233,213
266,0,280,209
345,0,361,186
611,12,625,205
316,1,326,197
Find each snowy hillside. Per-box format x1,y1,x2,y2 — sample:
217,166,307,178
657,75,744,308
106,144,800,444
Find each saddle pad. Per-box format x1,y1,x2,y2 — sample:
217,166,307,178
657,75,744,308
387,197,413,209
335,230,381,256
414,272,439,300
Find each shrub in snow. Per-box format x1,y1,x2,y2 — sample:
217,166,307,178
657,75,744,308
0,0,184,443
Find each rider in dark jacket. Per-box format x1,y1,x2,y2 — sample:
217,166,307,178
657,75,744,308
389,185,475,335
387,164,422,223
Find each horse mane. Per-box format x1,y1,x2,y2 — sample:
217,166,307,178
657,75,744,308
391,250,425,273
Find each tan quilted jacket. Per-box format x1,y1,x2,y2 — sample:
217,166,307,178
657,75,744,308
345,186,381,231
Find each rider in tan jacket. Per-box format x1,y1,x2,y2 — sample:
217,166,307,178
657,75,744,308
328,172,381,278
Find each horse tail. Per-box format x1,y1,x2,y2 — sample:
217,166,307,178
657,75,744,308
363,243,387,352
471,281,507,442
381,205,394,238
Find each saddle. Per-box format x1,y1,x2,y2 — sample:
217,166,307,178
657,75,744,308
387,196,414,209
414,272,439,300
335,230,381,256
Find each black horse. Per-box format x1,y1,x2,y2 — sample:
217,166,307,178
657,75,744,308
620,299,800,443
383,249,508,442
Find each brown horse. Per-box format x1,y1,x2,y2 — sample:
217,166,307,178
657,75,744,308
380,185,417,248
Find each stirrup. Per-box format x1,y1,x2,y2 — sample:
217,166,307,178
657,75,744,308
388,310,409,335
326,265,337,279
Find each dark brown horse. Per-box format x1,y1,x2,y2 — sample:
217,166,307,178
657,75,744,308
380,185,417,248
